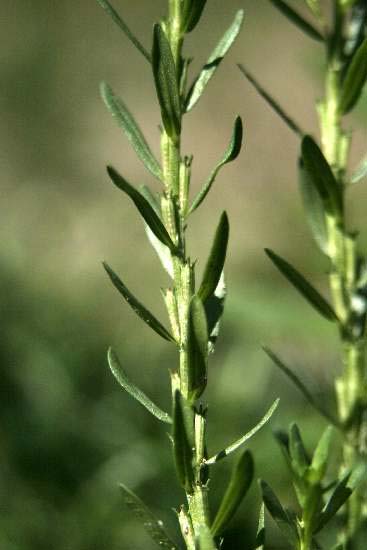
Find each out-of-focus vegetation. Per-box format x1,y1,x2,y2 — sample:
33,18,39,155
1,1,366,549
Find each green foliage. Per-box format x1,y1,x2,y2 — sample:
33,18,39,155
268,0,324,41
339,37,367,114
172,391,195,494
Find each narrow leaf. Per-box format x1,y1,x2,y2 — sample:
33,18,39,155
309,426,333,482
107,166,178,254
299,158,329,254
263,347,340,427
205,273,226,354
269,0,324,42
289,423,309,477
101,83,162,181
301,136,343,217
183,0,207,33
255,503,265,550
119,483,178,549
315,473,352,533
211,450,254,537
340,37,367,114
199,212,229,303
103,262,175,342
265,248,338,322
146,226,174,278
188,296,208,400
189,117,243,213
173,391,195,493
197,525,216,550
185,10,244,112
96,0,151,62
205,399,279,465
237,64,303,137
152,24,181,139
139,185,162,219
260,480,299,544
351,153,367,184
108,348,172,423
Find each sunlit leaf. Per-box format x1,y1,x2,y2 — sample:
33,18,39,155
340,37,367,114
211,450,254,536
205,399,279,465
108,348,172,423
189,117,243,213
269,0,324,41
101,83,162,181
255,503,265,550
152,24,181,139
103,262,175,342
265,248,338,322
309,426,333,483
185,10,244,112
119,483,178,549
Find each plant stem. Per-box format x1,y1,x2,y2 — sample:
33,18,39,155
318,1,366,545
162,1,213,544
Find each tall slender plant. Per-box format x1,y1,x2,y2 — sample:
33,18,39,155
97,1,279,548
239,1,367,548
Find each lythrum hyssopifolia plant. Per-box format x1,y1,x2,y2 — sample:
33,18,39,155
97,1,279,548
239,0,367,548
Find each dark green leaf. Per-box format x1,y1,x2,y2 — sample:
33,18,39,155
139,185,162,219
96,0,151,62
289,423,309,477
263,347,340,427
152,24,181,139
205,274,226,354
301,135,343,217
119,483,178,549
211,450,254,537
103,262,175,343
260,480,299,544
351,153,367,184
182,0,207,33
206,399,279,465
101,83,162,181
107,166,178,254
299,158,329,254
265,248,338,322
255,503,265,550
340,37,367,114
309,426,333,483
315,473,352,533
198,212,229,303
107,348,172,423
185,10,244,112
269,0,324,41
188,295,208,400
197,525,216,550
237,64,303,137
189,117,243,213
173,391,195,493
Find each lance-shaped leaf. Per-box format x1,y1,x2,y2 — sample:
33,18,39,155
152,24,181,140
308,426,333,483
255,504,265,550
351,153,367,184
314,472,352,533
107,348,172,423
211,450,254,537
260,480,299,544
119,483,178,549
182,0,207,33
146,226,174,278
197,525,216,550
96,0,151,62
198,212,229,303
189,117,243,213
188,295,208,400
101,83,162,181
103,262,175,343
139,184,162,219
205,399,279,465
340,37,367,114
173,391,195,493
237,64,303,137
107,166,178,254
205,273,226,354
301,136,343,217
265,248,338,322
269,0,324,42
185,10,244,112
299,158,329,255
289,423,309,477
263,347,340,427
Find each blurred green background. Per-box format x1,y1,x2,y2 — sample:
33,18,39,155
1,1,366,548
